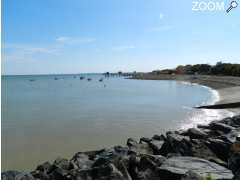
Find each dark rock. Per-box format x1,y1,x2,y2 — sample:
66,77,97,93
49,169,69,180
148,140,164,154
152,134,165,141
128,154,140,179
16,173,35,180
92,163,130,180
220,115,240,128
53,157,70,170
129,154,165,180
158,156,233,180
224,128,240,143
229,152,240,176
181,128,208,139
205,138,232,161
69,169,92,180
114,159,132,180
209,122,234,133
237,136,240,141
197,124,210,129
31,171,49,180
95,146,130,163
127,138,153,154
181,170,203,180
1,171,21,180
233,172,240,180
32,162,52,180
159,133,192,156
229,141,240,180
36,162,52,172
127,138,138,147
139,137,151,143
135,168,159,180
139,156,156,170
71,153,93,170
93,157,110,167
197,127,225,137
190,139,219,161
143,154,166,166
113,146,130,156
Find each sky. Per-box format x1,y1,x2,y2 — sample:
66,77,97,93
2,0,240,75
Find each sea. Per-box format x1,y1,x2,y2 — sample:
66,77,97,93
1,74,233,170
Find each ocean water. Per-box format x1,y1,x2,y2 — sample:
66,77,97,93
1,74,232,170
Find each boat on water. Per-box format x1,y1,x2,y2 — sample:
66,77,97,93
87,78,92,81
29,79,35,82
54,77,59,80
80,76,85,80
99,78,103,82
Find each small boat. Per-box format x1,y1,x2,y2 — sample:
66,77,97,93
99,78,103,82
80,76,85,80
29,79,35,82
54,77,59,80
87,78,92,81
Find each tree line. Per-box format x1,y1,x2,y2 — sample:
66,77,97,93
175,62,240,76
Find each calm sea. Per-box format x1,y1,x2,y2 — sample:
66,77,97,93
1,74,232,170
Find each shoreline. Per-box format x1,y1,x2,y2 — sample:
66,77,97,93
130,74,240,115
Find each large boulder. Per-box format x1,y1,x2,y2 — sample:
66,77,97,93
71,153,94,170
128,154,165,180
159,133,218,161
159,133,192,156
224,128,240,143
181,170,203,180
190,139,220,161
219,115,240,128
94,146,130,165
181,128,208,139
158,156,233,180
2,171,21,180
148,140,164,154
35,162,52,173
229,140,240,180
53,157,71,170
152,134,165,141
205,138,232,161
209,122,235,134
127,138,153,155
91,163,131,180
229,152,240,180
32,162,52,180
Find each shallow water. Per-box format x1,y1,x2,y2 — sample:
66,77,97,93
1,74,231,170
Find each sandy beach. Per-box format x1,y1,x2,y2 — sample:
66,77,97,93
131,74,240,114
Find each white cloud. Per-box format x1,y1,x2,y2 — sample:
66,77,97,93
112,45,136,51
3,43,58,54
56,36,96,44
2,35,96,62
56,36,71,43
2,43,60,62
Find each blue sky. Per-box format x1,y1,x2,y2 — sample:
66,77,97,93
2,0,240,74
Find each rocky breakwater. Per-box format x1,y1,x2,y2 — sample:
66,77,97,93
2,115,240,180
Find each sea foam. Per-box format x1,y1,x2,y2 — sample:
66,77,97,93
179,83,234,130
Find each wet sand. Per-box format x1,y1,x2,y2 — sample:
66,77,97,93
217,87,240,113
